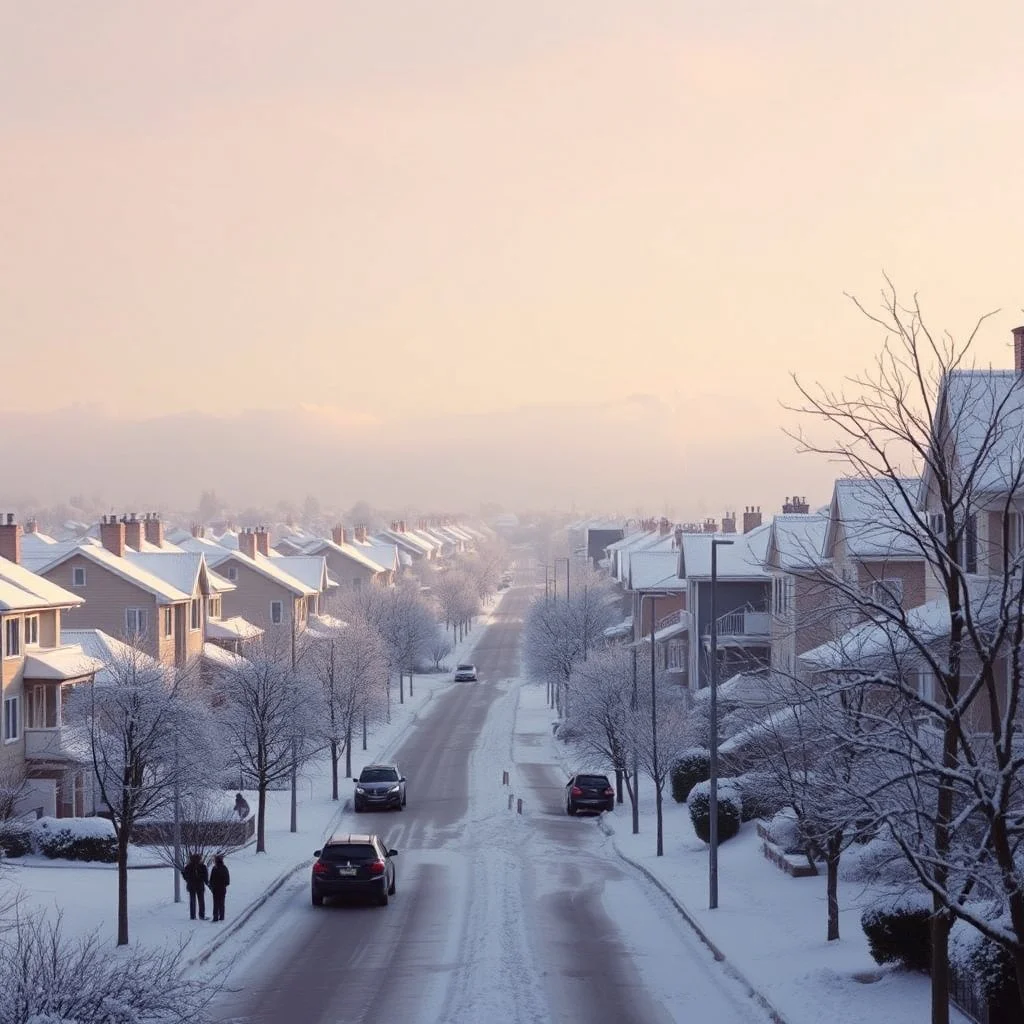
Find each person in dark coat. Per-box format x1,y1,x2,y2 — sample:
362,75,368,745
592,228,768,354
208,854,231,922
234,793,250,820
182,852,209,920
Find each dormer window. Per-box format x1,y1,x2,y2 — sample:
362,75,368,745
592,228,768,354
226,566,239,582
72,566,86,587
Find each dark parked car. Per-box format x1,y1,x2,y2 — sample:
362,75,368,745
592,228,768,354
565,773,615,815
354,763,407,812
454,663,478,682
311,834,398,907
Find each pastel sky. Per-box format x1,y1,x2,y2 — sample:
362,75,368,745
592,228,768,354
3,2,1024,512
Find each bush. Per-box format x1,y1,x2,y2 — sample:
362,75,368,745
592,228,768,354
734,771,787,822
951,916,1023,1022
860,893,932,972
34,817,117,863
0,820,33,858
671,748,710,803
688,779,742,843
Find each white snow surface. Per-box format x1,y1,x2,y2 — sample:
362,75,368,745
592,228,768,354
5,594,967,1024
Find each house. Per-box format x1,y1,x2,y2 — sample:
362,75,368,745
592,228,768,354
678,523,773,691
31,516,213,670
289,527,391,589
0,518,105,818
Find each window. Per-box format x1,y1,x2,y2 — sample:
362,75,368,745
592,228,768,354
190,599,201,631
3,696,20,742
871,578,904,610
4,618,21,659
928,511,977,572
24,614,39,647
226,566,238,582
162,607,173,638
353,577,362,589
208,596,221,620
72,566,86,587
270,600,283,625
125,608,149,639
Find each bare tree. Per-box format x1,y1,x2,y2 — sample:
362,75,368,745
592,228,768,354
142,787,249,872
789,282,1024,1019
213,635,324,854
305,619,388,798
0,766,29,821
67,645,209,946
432,569,480,639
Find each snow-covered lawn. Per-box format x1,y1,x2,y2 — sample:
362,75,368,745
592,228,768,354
512,680,971,1024
3,602,502,971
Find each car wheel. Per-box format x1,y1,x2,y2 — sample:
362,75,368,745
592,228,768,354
566,799,576,816
354,801,363,813
388,873,396,896
377,885,389,907
312,892,324,907
402,793,407,807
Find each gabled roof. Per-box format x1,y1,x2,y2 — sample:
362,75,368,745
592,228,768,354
125,552,210,599
203,548,316,597
358,539,400,573
823,477,923,561
679,524,771,580
627,550,687,592
0,556,85,612
32,544,195,604
301,537,388,575
273,555,332,593
765,514,829,571
924,369,1024,499
380,530,432,557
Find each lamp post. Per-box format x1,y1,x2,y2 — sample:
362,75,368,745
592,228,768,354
648,593,662,856
630,642,640,835
709,537,733,910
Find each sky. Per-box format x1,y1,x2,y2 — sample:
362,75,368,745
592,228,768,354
3,2,1024,514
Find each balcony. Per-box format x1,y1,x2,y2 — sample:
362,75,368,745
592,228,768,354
702,606,771,650
24,726,89,763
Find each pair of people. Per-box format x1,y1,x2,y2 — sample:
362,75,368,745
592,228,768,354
182,852,231,922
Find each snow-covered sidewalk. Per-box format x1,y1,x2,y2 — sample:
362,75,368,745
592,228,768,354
6,600,503,966
510,679,967,1024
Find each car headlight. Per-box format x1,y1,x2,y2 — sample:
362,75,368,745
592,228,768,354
387,785,400,794
355,786,365,794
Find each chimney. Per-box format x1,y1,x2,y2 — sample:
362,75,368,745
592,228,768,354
1014,326,1024,374
100,515,126,557
25,518,38,535
742,506,762,533
254,525,270,557
722,512,737,534
331,525,344,546
703,518,718,534
794,496,809,514
191,523,205,539
399,520,407,533
143,512,164,548
123,513,143,551
0,513,22,564
238,528,258,559
355,525,367,544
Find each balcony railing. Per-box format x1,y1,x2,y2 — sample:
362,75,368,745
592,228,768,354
24,727,84,762
702,606,771,646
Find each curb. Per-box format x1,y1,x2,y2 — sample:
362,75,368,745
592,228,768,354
597,816,789,1024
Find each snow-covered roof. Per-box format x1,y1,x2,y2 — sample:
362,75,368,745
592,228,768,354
380,529,433,557
205,616,263,642
23,644,105,680
203,548,317,597
61,628,167,684
799,575,1003,672
765,514,829,571
272,555,331,593
0,556,84,612
202,642,249,672
823,477,923,561
627,550,687,592
124,552,208,599
361,540,400,573
603,617,634,640
928,369,1024,496
679,524,771,580
302,537,387,575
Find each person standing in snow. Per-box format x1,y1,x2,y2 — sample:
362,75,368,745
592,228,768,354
182,852,209,920
234,792,250,820
208,853,231,922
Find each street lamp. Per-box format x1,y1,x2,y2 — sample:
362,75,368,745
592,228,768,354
709,537,734,910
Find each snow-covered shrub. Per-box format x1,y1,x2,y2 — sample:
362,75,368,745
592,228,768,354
860,892,932,972
688,779,742,843
33,818,117,863
734,771,786,822
950,915,1023,1019
0,821,33,859
765,809,808,856
840,836,916,885
554,719,582,742
671,748,710,803
0,911,216,1024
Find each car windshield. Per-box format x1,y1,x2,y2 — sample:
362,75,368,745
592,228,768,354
457,665,474,671
360,768,399,783
577,775,610,788
321,844,377,862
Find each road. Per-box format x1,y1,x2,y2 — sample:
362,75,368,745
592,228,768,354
214,584,767,1024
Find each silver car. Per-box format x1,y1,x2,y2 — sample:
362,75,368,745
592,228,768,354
354,764,407,812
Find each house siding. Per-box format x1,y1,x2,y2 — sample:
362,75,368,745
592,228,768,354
216,557,303,637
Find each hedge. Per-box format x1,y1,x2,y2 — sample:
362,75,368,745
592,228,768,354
688,779,742,844
861,894,932,972
671,748,710,803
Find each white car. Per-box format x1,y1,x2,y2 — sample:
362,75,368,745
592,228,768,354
454,663,477,682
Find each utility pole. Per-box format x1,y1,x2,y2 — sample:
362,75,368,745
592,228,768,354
709,537,733,909
290,616,298,834
630,643,640,835
173,727,181,903
649,594,662,856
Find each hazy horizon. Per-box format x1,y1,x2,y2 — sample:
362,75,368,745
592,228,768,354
4,2,1023,515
